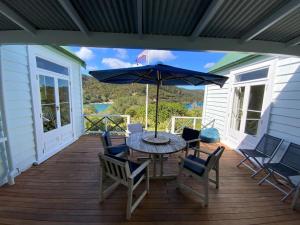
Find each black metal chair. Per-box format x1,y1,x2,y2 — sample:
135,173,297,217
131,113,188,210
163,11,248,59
236,134,283,178
177,146,225,206
100,131,129,157
259,142,300,202
181,127,201,156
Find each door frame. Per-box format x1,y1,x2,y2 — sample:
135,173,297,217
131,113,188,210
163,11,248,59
28,46,75,164
225,59,277,149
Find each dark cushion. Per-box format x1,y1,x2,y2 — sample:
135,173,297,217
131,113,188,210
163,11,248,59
182,127,200,148
107,144,129,155
200,128,220,143
105,154,145,184
240,149,267,158
264,163,300,177
183,155,205,176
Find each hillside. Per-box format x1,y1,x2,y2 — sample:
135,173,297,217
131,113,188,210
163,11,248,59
82,75,204,104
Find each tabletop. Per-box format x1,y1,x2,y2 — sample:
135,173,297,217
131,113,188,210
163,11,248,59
127,131,186,154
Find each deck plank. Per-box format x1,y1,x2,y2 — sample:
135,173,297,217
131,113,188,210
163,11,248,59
0,135,299,224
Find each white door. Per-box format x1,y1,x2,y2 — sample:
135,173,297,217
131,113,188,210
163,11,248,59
227,67,271,148
37,62,73,160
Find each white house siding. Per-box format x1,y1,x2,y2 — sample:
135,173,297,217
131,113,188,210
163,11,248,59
0,45,36,176
202,71,230,140
203,55,300,152
0,45,84,182
268,57,300,146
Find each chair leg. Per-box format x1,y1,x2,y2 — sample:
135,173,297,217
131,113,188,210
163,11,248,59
292,186,300,210
127,183,133,220
99,167,104,203
215,163,219,189
258,173,270,185
236,152,248,167
146,167,150,193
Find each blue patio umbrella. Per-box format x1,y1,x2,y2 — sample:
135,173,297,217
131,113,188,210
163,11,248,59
89,64,228,138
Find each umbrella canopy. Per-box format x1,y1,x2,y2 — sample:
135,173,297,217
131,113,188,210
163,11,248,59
90,64,228,138
90,64,227,86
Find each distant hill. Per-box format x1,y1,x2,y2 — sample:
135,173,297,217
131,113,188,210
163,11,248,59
82,75,204,104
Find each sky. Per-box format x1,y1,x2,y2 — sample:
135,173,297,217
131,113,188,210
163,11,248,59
67,46,225,90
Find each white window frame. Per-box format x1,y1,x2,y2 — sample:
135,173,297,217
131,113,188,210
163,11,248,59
28,46,76,164
224,58,277,148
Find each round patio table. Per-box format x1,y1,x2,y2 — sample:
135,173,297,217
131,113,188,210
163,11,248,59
127,131,186,178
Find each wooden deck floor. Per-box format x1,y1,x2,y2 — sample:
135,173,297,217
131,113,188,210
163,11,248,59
0,135,299,225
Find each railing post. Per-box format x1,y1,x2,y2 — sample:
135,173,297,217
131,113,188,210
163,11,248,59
105,116,108,132
193,117,196,130
171,116,175,134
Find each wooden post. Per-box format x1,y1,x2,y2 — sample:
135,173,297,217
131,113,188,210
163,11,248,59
171,116,175,134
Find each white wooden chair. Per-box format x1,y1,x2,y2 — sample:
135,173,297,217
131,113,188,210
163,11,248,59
98,153,150,220
177,146,225,206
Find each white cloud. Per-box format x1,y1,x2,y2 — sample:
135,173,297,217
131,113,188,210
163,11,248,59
113,48,128,59
148,50,176,64
204,62,215,69
102,58,139,69
86,65,98,71
75,47,95,61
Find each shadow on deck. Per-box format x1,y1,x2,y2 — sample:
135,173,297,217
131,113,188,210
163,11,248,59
0,135,299,225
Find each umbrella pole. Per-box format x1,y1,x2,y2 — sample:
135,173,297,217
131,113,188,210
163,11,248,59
155,81,160,138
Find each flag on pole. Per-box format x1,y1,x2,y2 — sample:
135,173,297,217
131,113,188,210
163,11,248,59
136,50,149,129
136,50,149,65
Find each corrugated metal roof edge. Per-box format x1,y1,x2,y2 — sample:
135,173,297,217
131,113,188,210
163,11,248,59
50,46,86,68
209,54,262,73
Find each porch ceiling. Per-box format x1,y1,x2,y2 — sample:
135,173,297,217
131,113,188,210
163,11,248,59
0,0,300,56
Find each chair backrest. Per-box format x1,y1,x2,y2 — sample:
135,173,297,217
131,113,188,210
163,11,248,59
128,123,143,134
280,143,300,172
255,134,283,157
205,146,225,171
102,131,112,147
182,127,200,148
98,153,130,185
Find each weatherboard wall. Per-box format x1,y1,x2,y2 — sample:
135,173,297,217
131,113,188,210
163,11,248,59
0,45,84,183
203,55,300,149
0,45,36,177
268,57,300,146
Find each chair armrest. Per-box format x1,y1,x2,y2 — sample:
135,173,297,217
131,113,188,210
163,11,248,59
186,138,201,144
129,160,151,179
178,156,207,170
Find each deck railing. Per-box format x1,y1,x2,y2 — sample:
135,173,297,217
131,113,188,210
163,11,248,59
167,116,215,134
84,114,130,134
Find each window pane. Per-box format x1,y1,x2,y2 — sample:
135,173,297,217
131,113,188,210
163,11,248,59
58,79,70,126
235,68,268,82
248,85,265,111
36,57,69,75
245,120,259,135
230,87,245,131
246,111,261,119
39,75,57,132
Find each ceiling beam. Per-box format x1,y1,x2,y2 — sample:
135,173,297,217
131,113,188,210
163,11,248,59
0,1,36,35
57,0,89,36
286,36,300,47
241,0,300,42
1,30,300,57
190,0,224,40
137,0,143,38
